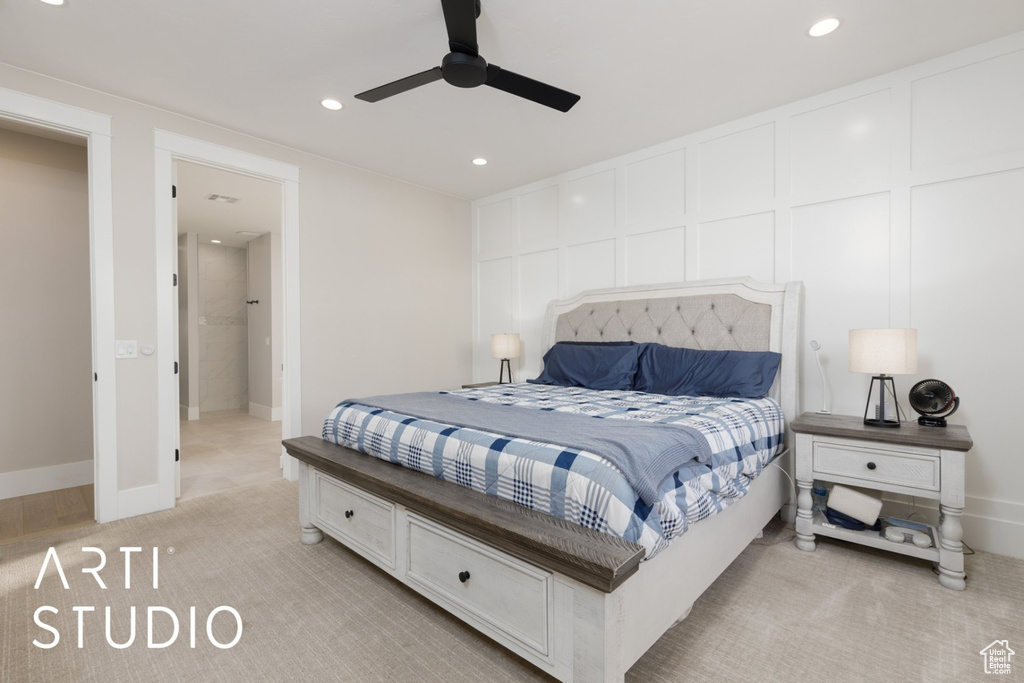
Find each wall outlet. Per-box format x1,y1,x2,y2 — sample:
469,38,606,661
115,340,138,359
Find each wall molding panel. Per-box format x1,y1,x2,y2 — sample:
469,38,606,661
471,32,1024,558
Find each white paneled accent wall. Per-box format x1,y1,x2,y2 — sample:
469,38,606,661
472,34,1024,558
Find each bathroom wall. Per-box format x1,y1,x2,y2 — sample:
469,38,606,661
246,233,281,420
197,243,248,412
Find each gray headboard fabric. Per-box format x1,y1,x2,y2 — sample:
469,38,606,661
541,277,803,424
553,294,772,351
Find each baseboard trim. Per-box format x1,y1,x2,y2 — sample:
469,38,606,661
249,402,281,421
0,460,93,500
881,493,1024,560
180,404,199,421
117,483,168,519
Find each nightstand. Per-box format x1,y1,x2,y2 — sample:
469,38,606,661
461,381,499,389
791,413,973,590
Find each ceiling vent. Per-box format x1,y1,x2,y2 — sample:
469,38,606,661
206,193,240,203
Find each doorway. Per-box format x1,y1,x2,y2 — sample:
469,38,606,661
154,130,301,510
0,90,116,530
174,161,284,500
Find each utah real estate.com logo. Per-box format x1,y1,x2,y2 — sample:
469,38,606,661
980,640,1014,675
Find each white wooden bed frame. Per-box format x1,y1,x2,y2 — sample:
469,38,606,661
291,277,802,682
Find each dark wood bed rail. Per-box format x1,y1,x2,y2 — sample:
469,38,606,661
283,436,645,592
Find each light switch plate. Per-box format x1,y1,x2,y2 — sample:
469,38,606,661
115,340,138,359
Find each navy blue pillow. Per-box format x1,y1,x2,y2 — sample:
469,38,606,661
530,342,640,391
635,344,781,398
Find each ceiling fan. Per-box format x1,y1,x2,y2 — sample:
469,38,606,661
354,0,581,113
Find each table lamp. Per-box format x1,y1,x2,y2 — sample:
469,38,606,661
490,333,521,384
849,328,917,428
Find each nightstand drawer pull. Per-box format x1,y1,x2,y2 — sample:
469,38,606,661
345,509,354,519
867,462,877,470
458,570,471,583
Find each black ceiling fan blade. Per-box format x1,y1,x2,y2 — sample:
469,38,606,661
440,0,478,54
485,65,580,112
354,67,444,102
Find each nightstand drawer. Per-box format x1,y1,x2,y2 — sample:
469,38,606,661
813,441,940,492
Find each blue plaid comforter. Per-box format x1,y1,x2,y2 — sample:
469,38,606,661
322,384,785,558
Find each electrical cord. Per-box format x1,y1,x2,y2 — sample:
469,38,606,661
903,495,924,522
883,379,910,421
768,459,797,508
744,460,800,546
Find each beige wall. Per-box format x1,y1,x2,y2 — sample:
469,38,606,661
0,62,472,492
0,127,92,475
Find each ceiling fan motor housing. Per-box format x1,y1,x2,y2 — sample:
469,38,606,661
441,52,488,88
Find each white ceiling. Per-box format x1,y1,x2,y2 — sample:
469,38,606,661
4,1,1024,200
176,161,280,248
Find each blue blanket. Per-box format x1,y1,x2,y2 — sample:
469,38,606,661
353,391,712,505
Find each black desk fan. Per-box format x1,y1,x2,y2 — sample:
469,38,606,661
908,379,960,427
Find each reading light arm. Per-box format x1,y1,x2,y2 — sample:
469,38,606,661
810,340,830,414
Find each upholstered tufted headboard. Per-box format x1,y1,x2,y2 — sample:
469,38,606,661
553,294,772,351
540,277,803,424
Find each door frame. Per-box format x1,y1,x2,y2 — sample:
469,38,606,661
154,131,302,510
0,87,118,522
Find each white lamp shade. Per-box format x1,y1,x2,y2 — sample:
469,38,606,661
849,328,918,375
490,333,521,359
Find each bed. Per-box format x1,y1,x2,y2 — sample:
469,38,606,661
283,277,802,682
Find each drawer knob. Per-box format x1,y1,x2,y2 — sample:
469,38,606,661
344,510,354,519
458,570,471,583
866,462,877,470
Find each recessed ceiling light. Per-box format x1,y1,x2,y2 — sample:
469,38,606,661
472,158,488,166
236,231,261,236
808,18,840,37
38,0,66,5
321,99,343,111
211,239,222,244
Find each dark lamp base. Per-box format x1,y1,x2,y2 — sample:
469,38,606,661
861,374,904,428
497,358,513,384
863,417,901,428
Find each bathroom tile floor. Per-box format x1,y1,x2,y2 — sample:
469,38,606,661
178,409,282,502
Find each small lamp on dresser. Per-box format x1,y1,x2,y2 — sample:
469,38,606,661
849,328,917,428
490,333,521,384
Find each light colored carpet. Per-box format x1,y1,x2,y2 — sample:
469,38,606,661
2,479,1021,682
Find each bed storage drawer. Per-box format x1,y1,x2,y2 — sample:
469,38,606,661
813,440,940,492
313,472,396,568
405,514,553,658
